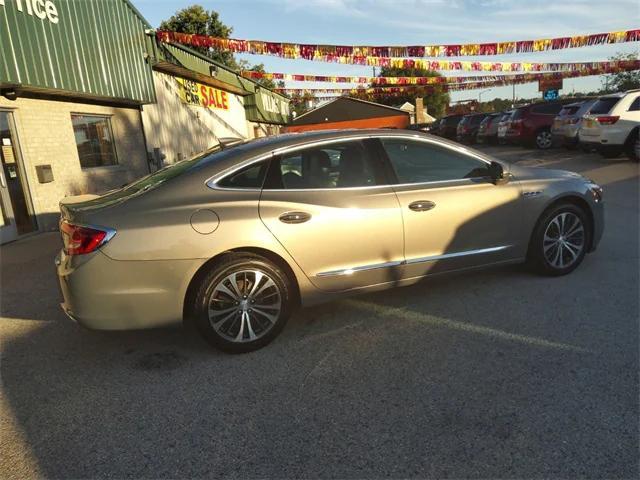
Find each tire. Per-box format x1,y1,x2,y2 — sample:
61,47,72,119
534,128,553,150
625,130,639,162
527,203,590,276
191,253,293,353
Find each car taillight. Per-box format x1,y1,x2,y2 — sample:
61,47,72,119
60,221,114,255
595,115,620,125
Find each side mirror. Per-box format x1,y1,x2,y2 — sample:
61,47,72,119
488,161,508,185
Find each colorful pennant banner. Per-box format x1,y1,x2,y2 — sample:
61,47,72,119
157,29,639,60
243,61,640,84
275,69,625,95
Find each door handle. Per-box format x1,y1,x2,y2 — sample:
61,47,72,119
278,211,311,224
408,200,436,212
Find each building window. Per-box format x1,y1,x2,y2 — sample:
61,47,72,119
71,114,118,168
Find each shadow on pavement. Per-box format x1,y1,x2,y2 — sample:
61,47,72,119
0,159,638,479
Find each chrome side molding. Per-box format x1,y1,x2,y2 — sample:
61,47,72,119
317,260,404,277
404,245,512,265
316,245,512,276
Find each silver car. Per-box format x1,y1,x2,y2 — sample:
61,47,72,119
56,130,604,353
552,99,596,148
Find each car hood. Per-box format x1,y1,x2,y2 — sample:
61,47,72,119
508,164,587,182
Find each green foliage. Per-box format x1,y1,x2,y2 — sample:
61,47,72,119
351,67,450,117
603,52,640,92
238,61,279,89
159,5,237,68
289,92,318,117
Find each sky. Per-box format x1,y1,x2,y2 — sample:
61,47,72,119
136,0,640,104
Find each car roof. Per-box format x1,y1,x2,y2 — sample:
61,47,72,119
195,128,492,175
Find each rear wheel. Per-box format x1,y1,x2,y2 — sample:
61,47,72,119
191,253,292,353
535,129,553,149
528,204,590,276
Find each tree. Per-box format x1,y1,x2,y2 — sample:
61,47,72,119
238,61,281,89
160,5,237,68
362,67,450,117
289,91,318,117
603,52,640,92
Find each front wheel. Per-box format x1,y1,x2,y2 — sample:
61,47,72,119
191,253,292,353
527,204,590,276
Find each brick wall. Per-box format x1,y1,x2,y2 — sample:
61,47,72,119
0,96,149,231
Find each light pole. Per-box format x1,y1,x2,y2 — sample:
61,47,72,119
478,88,490,104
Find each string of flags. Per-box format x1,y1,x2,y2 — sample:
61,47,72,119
157,28,640,60
243,61,640,84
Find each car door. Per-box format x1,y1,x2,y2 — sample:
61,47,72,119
259,137,404,292
376,136,523,279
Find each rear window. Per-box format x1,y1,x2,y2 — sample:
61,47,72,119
559,106,580,116
510,109,525,120
590,97,621,114
469,115,485,125
445,116,462,125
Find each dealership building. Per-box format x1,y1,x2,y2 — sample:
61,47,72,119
0,0,289,244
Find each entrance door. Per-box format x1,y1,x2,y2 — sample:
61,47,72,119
0,111,36,244
259,138,404,292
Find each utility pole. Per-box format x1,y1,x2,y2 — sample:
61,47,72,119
512,83,516,108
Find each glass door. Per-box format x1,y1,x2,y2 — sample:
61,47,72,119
0,111,36,244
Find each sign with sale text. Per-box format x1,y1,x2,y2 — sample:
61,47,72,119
176,77,230,111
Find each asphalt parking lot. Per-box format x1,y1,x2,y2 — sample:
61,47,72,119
1,145,638,479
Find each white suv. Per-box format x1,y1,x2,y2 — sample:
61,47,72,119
579,89,640,161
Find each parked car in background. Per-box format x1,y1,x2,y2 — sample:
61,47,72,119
476,112,503,144
496,111,514,144
56,129,604,353
437,114,464,140
551,99,596,149
456,113,489,144
579,90,640,161
505,101,572,149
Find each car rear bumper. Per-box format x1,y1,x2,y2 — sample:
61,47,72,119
56,249,205,330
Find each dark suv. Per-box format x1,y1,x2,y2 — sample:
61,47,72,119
456,113,489,144
436,114,463,140
505,101,573,149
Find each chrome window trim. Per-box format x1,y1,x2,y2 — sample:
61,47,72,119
206,133,495,192
206,153,273,192
316,245,512,277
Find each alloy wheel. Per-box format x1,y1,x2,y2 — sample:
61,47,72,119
536,130,553,149
208,270,281,343
543,212,585,269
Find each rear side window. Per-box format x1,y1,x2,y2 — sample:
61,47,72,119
218,161,268,189
590,97,621,114
531,103,563,115
381,139,489,184
264,140,381,189
629,97,640,111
